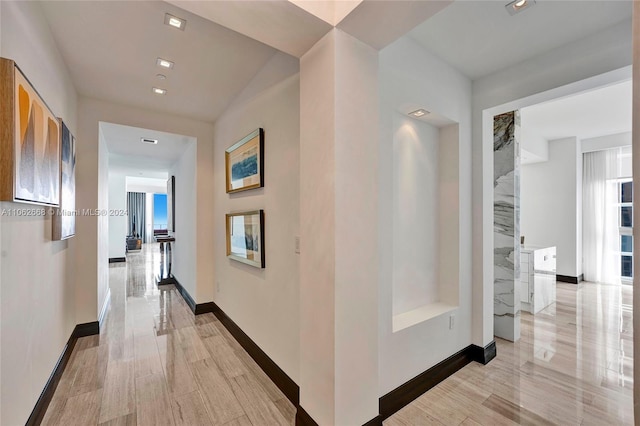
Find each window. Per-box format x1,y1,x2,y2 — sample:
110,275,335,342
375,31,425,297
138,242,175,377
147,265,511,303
618,179,633,280
153,193,168,232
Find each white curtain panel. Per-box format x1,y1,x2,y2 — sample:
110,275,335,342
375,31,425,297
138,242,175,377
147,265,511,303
583,149,620,284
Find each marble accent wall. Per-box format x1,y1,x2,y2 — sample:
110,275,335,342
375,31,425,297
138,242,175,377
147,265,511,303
493,111,521,342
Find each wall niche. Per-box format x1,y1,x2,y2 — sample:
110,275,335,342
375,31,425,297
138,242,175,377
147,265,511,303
391,109,460,332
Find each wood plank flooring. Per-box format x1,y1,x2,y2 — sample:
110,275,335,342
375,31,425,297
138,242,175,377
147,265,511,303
385,282,633,425
41,243,633,425
41,245,295,426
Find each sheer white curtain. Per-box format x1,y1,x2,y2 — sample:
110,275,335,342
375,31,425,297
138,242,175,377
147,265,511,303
583,149,620,284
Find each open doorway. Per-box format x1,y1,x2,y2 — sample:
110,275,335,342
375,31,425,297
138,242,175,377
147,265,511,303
101,121,196,290
487,71,633,408
520,79,632,288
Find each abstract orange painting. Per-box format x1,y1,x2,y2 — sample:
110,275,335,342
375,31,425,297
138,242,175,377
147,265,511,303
13,67,60,206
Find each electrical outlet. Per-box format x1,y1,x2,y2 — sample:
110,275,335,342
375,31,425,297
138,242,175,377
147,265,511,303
295,236,300,254
449,315,455,330
216,281,221,293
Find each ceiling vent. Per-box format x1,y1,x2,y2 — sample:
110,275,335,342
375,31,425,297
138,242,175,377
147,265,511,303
141,138,158,145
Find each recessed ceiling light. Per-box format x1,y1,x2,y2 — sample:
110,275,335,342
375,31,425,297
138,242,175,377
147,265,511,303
505,0,535,15
156,74,167,80
409,109,429,118
153,87,167,95
164,13,186,30
141,138,158,145
156,58,174,69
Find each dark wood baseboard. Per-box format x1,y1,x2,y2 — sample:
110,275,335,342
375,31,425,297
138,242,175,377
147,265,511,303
556,274,583,284
195,302,216,315
210,301,300,406
26,321,100,425
379,345,477,420
470,340,497,365
295,406,319,426
73,321,100,338
298,342,489,425
108,257,126,263
362,415,384,426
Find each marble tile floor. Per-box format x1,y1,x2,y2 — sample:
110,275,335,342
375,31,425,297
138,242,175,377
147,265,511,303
41,243,633,425
41,244,295,426
385,282,633,426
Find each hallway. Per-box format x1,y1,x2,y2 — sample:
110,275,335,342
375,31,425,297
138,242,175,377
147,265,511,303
41,244,295,425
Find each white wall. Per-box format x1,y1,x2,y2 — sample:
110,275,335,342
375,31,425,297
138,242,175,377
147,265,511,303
0,1,78,424
97,128,110,321
520,109,549,163
299,29,380,424
631,4,639,419
170,141,197,295
378,36,472,394
582,131,631,153
521,137,582,277
299,34,337,424
212,52,300,383
472,19,632,346
108,171,127,258
77,97,214,312
126,177,168,194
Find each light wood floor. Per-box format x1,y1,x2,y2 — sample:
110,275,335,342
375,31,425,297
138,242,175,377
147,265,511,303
41,244,295,426
385,282,633,425
42,244,633,425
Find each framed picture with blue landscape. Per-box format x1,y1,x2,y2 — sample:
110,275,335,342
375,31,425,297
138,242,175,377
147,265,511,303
225,128,264,193
226,210,265,268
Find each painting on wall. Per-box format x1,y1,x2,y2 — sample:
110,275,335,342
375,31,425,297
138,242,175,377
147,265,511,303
0,59,61,205
52,121,76,240
226,210,265,268
13,62,61,206
225,128,264,193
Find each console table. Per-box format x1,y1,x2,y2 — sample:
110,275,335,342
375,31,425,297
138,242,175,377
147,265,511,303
155,235,175,284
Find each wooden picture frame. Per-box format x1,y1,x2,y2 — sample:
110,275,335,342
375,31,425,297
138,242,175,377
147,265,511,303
225,128,264,193
52,121,76,240
0,58,61,206
226,210,265,268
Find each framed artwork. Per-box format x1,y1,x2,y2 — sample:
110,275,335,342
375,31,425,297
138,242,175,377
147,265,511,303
226,210,265,268
225,128,264,193
52,121,76,240
0,58,60,206
167,175,175,232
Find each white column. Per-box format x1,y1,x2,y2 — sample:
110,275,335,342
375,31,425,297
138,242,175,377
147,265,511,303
299,28,379,425
493,111,521,342
631,1,640,420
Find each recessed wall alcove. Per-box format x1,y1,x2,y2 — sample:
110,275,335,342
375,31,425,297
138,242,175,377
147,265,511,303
391,108,460,332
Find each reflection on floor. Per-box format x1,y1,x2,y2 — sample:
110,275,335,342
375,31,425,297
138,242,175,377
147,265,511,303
41,243,295,425
385,282,633,425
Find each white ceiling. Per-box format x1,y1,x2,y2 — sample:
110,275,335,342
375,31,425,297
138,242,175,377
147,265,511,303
165,0,333,57
126,176,169,194
41,1,279,123
410,1,632,80
522,79,632,142
101,122,194,176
